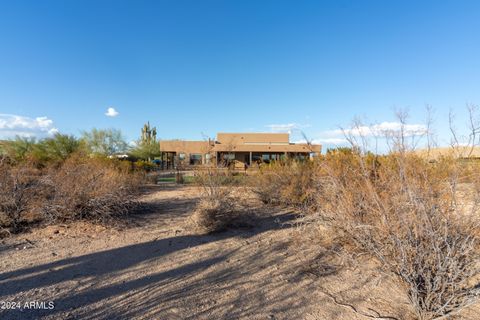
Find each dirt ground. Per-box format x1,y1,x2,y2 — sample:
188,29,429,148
0,185,478,320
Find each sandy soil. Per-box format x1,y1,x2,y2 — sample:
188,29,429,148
0,185,478,319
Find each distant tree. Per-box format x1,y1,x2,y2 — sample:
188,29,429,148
2,136,37,163
81,128,128,156
1,134,84,166
130,122,160,160
32,134,83,164
326,146,360,155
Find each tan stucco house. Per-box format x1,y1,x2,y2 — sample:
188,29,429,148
159,132,321,169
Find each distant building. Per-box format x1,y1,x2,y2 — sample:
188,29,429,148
159,133,321,169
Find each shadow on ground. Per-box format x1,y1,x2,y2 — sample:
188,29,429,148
0,201,307,320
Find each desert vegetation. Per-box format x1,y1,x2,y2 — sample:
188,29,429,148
189,169,237,234
249,110,480,319
184,147,480,318
0,130,146,236
176,109,480,319
189,167,254,234
2,113,480,319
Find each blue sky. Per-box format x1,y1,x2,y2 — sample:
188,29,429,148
1,0,480,148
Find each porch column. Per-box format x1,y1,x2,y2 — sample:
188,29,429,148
249,152,252,165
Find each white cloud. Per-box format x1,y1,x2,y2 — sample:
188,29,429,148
265,123,310,134
0,114,59,139
294,138,349,145
313,138,349,144
297,121,427,148
328,122,427,138
105,107,119,117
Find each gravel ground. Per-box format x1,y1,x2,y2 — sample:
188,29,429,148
0,185,478,319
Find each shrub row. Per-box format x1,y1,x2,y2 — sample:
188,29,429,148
254,150,480,320
0,155,140,234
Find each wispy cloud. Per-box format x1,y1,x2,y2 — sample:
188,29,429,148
0,114,58,139
265,123,310,134
105,107,119,117
296,121,427,147
329,122,427,138
294,137,349,145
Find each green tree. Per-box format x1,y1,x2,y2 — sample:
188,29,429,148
2,134,84,166
81,128,128,156
33,134,83,164
2,136,37,163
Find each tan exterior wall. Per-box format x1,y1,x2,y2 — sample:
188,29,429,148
159,133,322,166
159,140,213,165
217,133,290,145
213,144,319,153
159,140,212,154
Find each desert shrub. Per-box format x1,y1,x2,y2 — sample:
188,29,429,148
310,151,480,320
190,169,238,233
190,196,236,234
253,160,319,211
133,160,158,172
252,138,480,319
42,156,140,223
252,162,288,205
0,159,44,232
0,133,142,234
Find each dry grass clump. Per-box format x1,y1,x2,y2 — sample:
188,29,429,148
190,169,240,234
191,195,236,234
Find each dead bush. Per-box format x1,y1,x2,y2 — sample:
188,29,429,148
190,195,237,234
251,163,285,205
311,150,480,320
42,156,141,223
190,169,239,234
0,146,142,235
253,160,319,211
0,159,43,232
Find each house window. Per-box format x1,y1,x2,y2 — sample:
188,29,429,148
179,153,186,160
190,154,202,165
